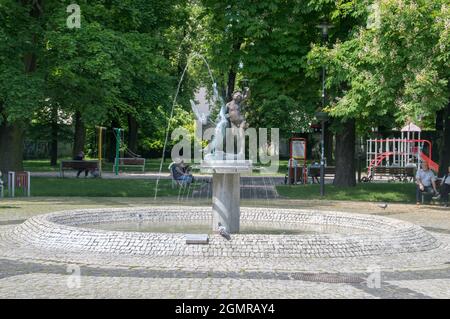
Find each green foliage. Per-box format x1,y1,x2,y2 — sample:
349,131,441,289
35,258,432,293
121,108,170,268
2,0,448,163
0,0,45,124
307,0,449,131
1,0,191,157
198,0,365,135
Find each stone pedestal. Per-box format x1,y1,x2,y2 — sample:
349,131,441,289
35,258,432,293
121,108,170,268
199,160,252,234
212,173,241,233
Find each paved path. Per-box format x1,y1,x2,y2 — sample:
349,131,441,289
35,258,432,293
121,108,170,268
0,199,449,298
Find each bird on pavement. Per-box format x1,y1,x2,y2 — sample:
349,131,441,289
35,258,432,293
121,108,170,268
378,203,388,209
218,222,231,241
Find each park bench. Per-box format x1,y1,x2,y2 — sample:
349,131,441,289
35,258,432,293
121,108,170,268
420,179,446,205
420,179,440,204
60,160,100,178
308,166,336,183
372,166,415,182
113,157,145,173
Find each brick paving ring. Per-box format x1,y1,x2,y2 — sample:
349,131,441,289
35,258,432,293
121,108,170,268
4,207,441,258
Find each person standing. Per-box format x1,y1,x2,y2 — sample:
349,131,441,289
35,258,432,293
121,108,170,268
74,151,89,178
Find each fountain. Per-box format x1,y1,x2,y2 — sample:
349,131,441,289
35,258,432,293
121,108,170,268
154,52,254,233
199,84,252,233
1,53,442,268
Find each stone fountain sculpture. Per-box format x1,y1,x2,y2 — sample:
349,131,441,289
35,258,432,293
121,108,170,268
199,85,252,233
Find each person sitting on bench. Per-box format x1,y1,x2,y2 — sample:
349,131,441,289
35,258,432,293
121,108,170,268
309,162,320,184
433,165,450,207
416,161,438,205
74,151,89,178
172,160,194,185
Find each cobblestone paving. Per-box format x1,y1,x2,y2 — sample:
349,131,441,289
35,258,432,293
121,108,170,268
0,201,450,299
6,207,438,259
0,274,378,299
386,279,450,299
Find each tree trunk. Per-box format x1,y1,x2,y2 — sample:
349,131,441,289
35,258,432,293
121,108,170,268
107,119,120,162
0,121,25,175
438,100,450,176
127,114,138,154
226,68,237,102
72,111,85,158
226,39,243,102
333,119,356,187
50,106,58,166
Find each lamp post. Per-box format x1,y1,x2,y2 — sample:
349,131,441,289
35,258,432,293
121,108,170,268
315,112,329,196
316,23,333,108
315,22,333,197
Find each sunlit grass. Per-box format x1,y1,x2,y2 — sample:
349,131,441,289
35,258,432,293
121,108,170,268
276,183,416,203
12,177,189,197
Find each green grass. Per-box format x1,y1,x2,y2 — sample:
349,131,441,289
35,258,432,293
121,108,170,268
276,183,417,203
23,159,64,172
11,177,194,197
8,176,417,203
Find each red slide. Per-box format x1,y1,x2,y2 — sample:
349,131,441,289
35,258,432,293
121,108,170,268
420,152,439,173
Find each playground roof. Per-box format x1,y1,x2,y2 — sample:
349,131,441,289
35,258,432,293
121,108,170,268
401,122,421,132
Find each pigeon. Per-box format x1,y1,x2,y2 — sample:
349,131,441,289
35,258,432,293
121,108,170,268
378,203,388,209
218,222,231,241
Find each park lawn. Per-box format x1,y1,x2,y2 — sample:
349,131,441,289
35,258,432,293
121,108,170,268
23,177,188,197
276,183,417,203
23,159,64,172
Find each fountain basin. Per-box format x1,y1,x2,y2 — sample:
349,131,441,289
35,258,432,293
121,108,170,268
5,207,440,258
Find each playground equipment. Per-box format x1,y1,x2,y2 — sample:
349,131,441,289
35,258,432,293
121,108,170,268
365,123,439,180
7,171,31,197
112,127,144,175
96,126,106,174
286,137,307,184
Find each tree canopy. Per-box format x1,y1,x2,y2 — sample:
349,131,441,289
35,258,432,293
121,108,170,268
0,0,449,180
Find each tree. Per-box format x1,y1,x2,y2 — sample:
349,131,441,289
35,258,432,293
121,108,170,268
308,0,450,183
0,0,44,173
1,0,191,170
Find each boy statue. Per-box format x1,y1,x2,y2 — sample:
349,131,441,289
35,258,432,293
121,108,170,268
225,88,249,129
224,88,250,158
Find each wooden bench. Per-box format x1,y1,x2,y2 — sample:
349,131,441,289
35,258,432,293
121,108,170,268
308,166,336,183
372,166,415,182
113,158,145,172
60,160,100,178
